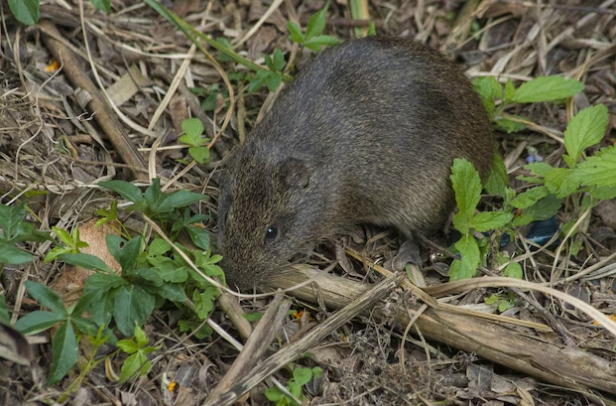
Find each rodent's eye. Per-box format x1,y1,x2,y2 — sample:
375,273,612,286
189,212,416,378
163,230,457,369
265,226,278,241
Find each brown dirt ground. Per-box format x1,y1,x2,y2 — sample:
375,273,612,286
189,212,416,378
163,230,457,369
2,0,616,405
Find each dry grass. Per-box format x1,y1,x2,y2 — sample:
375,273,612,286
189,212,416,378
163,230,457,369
2,0,616,405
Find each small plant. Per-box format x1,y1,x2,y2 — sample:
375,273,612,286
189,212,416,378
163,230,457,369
287,2,339,52
14,281,115,385
0,202,51,266
178,118,211,164
116,325,160,383
264,366,323,405
474,75,584,133
248,49,286,94
43,226,89,263
450,100,614,280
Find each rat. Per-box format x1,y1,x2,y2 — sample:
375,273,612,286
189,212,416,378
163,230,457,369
216,36,494,290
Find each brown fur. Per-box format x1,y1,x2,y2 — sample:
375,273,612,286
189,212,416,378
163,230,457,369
217,36,493,290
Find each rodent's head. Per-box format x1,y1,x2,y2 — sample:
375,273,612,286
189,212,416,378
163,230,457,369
217,148,317,290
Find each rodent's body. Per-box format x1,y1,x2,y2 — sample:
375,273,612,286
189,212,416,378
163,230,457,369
218,36,493,290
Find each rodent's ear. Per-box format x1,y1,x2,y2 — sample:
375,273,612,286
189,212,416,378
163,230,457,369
281,158,312,189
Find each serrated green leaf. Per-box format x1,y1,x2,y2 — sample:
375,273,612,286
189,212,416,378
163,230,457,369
450,158,482,234
525,162,553,177
468,211,513,232
90,0,110,13
523,195,562,221
513,76,583,103
272,49,285,71
449,234,480,280
24,281,66,315
571,145,616,188
14,311,66,335
510,186,549,209
484,153,508,196
47,321,78,385
563,104,609,167
503,262,523,279
189,146,210,164
545,168,580,198
590,186,616,200
193,286,219,319
473,77,499,118
117,339,139,354
119,351,149,383
8,0,39,25
181,118,204,138
99,180,144,204
59,252,113,273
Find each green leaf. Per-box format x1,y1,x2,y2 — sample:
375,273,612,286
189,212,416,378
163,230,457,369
186,225,211,250
294,367,313,386
99,180,144,204
264,387,284,402
496,117,528,134
134,324,148,347
47,321,78,385
468,211,513,232
8,0,39,25
545,168,579,198
287,21,304,43
189,146,211,164
510,186,549,209
563,104,609,167
59,253,113,273
484,153,508,196
306,3,328,39
107,235,141,273
449,234,480,280
484,294,499,305
157,190,208,213
0,241,34,264
155,282,187,302
265,72,283,92
117,339,139,354
242,312,264,322
450,158,482,235
525,162,553,177
119,351,150,383
0,203,26,242
14,311,66,335
181,117,204,138
193,286,219,320
503,262,523,279
590,186,616,200
89,0,110,13
148,238,171,256
473,76,501,117
24,281,66,315
523,195,562,221
113,286,156,336
571,145,616,188
304,35,340,51
83,273,125,295
513,76,584,103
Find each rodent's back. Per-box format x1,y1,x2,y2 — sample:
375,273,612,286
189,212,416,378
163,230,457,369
218,36,493,289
